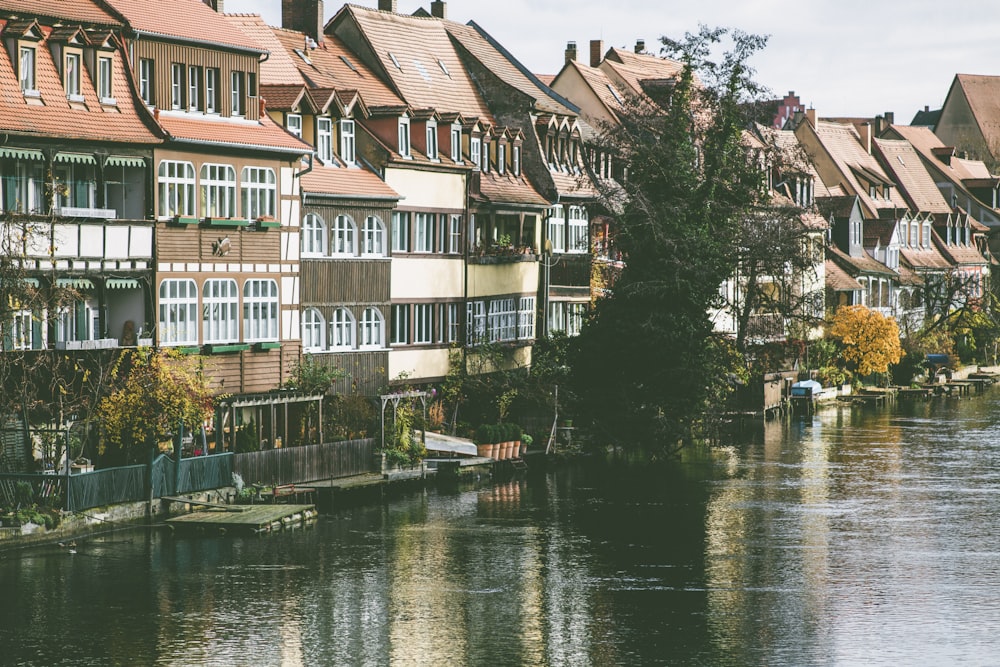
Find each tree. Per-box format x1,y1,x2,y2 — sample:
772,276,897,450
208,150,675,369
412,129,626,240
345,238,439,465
829,305,902,379
572,27,768,453
96,348,214,465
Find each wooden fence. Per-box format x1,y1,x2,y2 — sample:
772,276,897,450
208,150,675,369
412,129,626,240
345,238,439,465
233,438,376,487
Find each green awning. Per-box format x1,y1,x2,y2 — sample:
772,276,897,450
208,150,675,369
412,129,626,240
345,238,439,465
56,278,95,289
22,278,39,287
106,156,145,168
0,147,43,161
105,278,140,290
54,152,96,165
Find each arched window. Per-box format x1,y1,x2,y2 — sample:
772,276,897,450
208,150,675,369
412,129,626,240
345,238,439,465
333,215,357,255
243,279,278,342
359,307,384,349
158,278,198,344
302,308,325,352
330,307,355,350
302,213,327,256
362,216,386,256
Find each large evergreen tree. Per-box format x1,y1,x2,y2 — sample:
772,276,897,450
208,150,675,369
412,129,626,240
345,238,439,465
572,27,768,453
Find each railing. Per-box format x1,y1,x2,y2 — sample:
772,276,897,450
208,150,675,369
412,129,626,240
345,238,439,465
152,453,233,499
233,438,376,487
69,465,146,511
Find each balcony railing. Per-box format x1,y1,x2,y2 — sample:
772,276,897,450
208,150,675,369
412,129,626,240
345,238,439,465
54,207,118,219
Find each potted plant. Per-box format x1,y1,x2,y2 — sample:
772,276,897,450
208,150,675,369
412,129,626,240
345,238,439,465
475,424,494,459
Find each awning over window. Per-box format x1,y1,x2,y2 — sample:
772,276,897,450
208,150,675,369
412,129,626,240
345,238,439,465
56,278,95,290
0,147,43,161
106,156,145,168
21,278,39,287
105,278,140,290
54,152,96,165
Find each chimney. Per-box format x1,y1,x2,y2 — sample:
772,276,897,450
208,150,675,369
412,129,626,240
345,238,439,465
885,111,894,126
806,107,816,128
282,0,324,43
565,41,577,64
202,0,223,11
430,0,446,18
859,122,871,154
635,39,645,54
590,39,603,68
378,0,397,11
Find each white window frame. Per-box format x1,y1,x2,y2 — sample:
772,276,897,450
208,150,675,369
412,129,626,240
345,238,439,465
923,221,932,249
398,117,411,158
301,213,327,256
231,70,244,116
188,65,201,111
340,119,356,165
333,215,357,255
482,141,491,173
414,303,433,344
302,308,325,352
243,279,279,342
362,216,386,257
316,117,333,163
518,297,535,340
10,309,33,351
498,143,506,175
568,206,589,253
158,279,199,346
549,301,566,334
448,215,461,254
64,52,81,99
206,68,218,113
241,166,276,221
568,302,586,336
139,58,154,105
98,56,114,103
446,303,459,343
513,145,521,176
415,213,434,253
450,124,462,163
202,279,239,344
19,46,36,94
157,160,196,218
547,205,566,253
286,113,302,138
487,298,516,342
391,304,409,345
200,163,236,219
170,63,184,110
330,308,355,351
470,137,481,170
359,307,384,349
57,298,99,344
392,211,410,253
466,300,486,346
426,120,438,160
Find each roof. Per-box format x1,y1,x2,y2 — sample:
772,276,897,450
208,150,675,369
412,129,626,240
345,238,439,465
156,111,310,154
809,120,903,215
827,244,897,278
600,47,685,101
476,171,549,207
864,218,897,247
0,21,159,144
817,195,860,220
225,14,304,85
873,138,950,214
824,259,863,291
301,165,399,199
0,0,120,26
338,5,493,120
949,74,1000,159
101,0,263,52
910,107,941,128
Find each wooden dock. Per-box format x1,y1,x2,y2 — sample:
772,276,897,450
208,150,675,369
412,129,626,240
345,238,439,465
165,504,316,534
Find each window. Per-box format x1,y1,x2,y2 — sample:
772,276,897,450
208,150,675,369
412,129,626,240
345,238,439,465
231,71,244,115
333,215,357,255
200,164,237,218
19,46,36,94
54,163,97,210
426,121,438,160
909,222,918,248
470,137,481,169
139,58,154,105
286,113,302,138
451,125,462,163
302,213,327,256
518,297,535,339
482,141,491,173
362,216,386,256
923,221,932,249
392,211,410,252
187,65,202,111
171,63,185,109
415,213,434,253
414,304,433,344
2,161,45,214
359,308,384,349
157,160,196,218
547,205,566,253
567,302,586,336
302,308,325,352
900,221,908,247
241,167,276,221
391,304,409,344
206,68,219,113
340,119,355,164
57,298,99,343
65,52,81,99
316,117,332,163
549,302,565,334
10,310,33,350
488,298,516,342
243,279,278,342
202,279,239,343
398,117,411,158
159,279,198,345
446,303,459,343
498,144,506,175
448,215,461,254
98,56,113,102
568,206,589,253
513,146,521,176
466,300,486,345
329,308,355,350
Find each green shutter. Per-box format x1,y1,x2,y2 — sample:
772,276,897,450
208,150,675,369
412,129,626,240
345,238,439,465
75,301,87,341
31,315,42,350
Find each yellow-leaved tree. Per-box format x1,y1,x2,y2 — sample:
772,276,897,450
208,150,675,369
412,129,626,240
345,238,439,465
829,305,902,379
97,349,214,465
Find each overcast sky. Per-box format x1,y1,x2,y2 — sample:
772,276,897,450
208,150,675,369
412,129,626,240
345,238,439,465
225,0,993,122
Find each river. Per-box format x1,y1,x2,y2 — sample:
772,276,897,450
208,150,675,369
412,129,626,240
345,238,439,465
4,392,1000,666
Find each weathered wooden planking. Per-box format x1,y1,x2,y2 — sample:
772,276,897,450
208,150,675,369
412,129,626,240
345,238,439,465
166,504,315,531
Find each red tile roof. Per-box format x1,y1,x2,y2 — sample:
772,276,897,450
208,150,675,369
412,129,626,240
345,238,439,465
0,21,159,143
0,0,120,26
809,121,903,216
301,164,399,199
824,259,862,291
156,111,310,154
477,171,548,207
102,0,263,52
225,14,304,85
872,138,950,214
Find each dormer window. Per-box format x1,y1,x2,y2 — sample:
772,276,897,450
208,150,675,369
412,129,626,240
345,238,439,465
900,221,908,247
64,52,82,100
286,113,302,138
170,63,185,110
482,141,491,173
498,143,506,175
316,117,332,163
20,46,37,95
909,222,918,248
470,136,481,170
139,58,154,105
450,124,462,163
98,56,114,104
340,119,355,164
206,68,218,113
188,65,202,111
231,70,245,116
922,221,932,249
426,120,438,161
513,145,521,176
398,117,411,158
